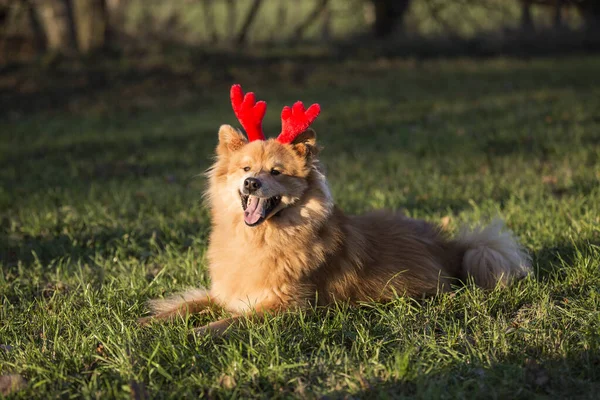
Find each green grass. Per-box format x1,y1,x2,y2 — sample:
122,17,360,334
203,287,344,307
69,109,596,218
1,55,600,398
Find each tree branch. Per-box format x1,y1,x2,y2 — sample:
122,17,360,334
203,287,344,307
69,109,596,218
293,0,329,40
236,0,263,46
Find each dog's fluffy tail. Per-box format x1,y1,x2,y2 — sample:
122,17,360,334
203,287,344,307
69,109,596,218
139,288,211,325
456,219,531,289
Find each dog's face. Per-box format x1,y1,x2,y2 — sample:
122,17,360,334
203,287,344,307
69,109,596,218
209,125,319,227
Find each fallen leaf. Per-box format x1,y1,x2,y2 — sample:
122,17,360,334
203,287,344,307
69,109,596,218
164,174,177,184
0,344,13,353
525,358,550,389
440,216,451,229
129,380,148,400
0,374,26,396
218,374,236,390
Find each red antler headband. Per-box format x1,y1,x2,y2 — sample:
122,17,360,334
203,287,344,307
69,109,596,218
230,84,320,144
230,84,267,142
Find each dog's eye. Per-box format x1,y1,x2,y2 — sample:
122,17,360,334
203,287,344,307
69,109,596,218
270,169,281,176
243,167,251,172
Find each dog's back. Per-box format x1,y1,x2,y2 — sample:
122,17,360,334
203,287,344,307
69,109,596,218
306,210,530,304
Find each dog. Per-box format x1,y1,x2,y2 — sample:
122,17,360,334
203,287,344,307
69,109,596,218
141,84,531,335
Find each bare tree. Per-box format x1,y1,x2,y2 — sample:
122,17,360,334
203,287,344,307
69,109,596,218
72,0,107,52
320,2,331,41
202,0,217,43
268,0,286,43
236,0,263,46
30,0,109,54
577,0,600,30
293,0,329,41
520,0,534,32
37,0,78,53
370,0,412,38
24,0,47,52
553,0,564,29
424,0,458,36
0,0,9,28
225,0,236,41
106,0,128,38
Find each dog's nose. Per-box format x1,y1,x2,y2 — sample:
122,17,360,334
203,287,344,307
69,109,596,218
244,177,261,193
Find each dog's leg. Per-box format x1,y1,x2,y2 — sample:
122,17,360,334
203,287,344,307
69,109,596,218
193,300,285,336
193,316,243,336
193,310,273,336
139,288,216,325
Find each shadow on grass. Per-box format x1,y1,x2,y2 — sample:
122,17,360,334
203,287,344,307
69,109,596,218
1,126,214,183
322,349,600,399
0,220,209,272
532,238,600,280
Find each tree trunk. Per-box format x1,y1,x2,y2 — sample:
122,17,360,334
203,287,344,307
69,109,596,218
225,0,236,41
202,0,217,43
0,2,9,28
36,0,78,54
520,0,534,33
320,3,331,41
269,0,286,42
553,0,563,30
370,0,411,38
106,0,128,37
293,0,329,41
25,0,48,53
236,0,263,46
577,0,600,31
71,0,107,53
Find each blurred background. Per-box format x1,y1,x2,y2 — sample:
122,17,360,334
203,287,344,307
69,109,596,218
1,0,599,115
2,0,600,58
1,0,600,116
1,0,599,117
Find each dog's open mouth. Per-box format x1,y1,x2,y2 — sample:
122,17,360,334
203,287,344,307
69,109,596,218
241,194,282,226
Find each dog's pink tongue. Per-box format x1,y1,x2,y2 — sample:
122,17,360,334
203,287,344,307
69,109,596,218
244,196,265,225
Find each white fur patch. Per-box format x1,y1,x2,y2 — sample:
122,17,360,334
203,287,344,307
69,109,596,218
458,219,532,289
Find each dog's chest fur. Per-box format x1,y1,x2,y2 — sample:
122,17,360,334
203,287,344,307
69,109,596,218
207,218,331,313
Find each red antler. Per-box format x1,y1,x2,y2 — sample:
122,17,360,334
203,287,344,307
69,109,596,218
230,84,267,142
277,101,321,144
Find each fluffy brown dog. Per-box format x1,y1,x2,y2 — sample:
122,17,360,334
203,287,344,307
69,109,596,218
141,88,531,335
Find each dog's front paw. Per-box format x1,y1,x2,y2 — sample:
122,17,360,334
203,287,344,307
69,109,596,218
193,318,234,337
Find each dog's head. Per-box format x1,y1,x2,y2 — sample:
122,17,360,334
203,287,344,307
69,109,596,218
207,85,329,228
211,125,320,227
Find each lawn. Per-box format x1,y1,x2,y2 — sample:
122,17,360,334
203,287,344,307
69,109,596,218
1,55,599,399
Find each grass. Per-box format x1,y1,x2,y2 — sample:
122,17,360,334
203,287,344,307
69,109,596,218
1,54,600,398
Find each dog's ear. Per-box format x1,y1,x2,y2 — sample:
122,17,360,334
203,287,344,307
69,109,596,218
291,129,319,160
217,124,247,156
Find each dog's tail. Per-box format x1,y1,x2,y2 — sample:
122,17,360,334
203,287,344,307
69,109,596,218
138,288,211,325
456,219,531,289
